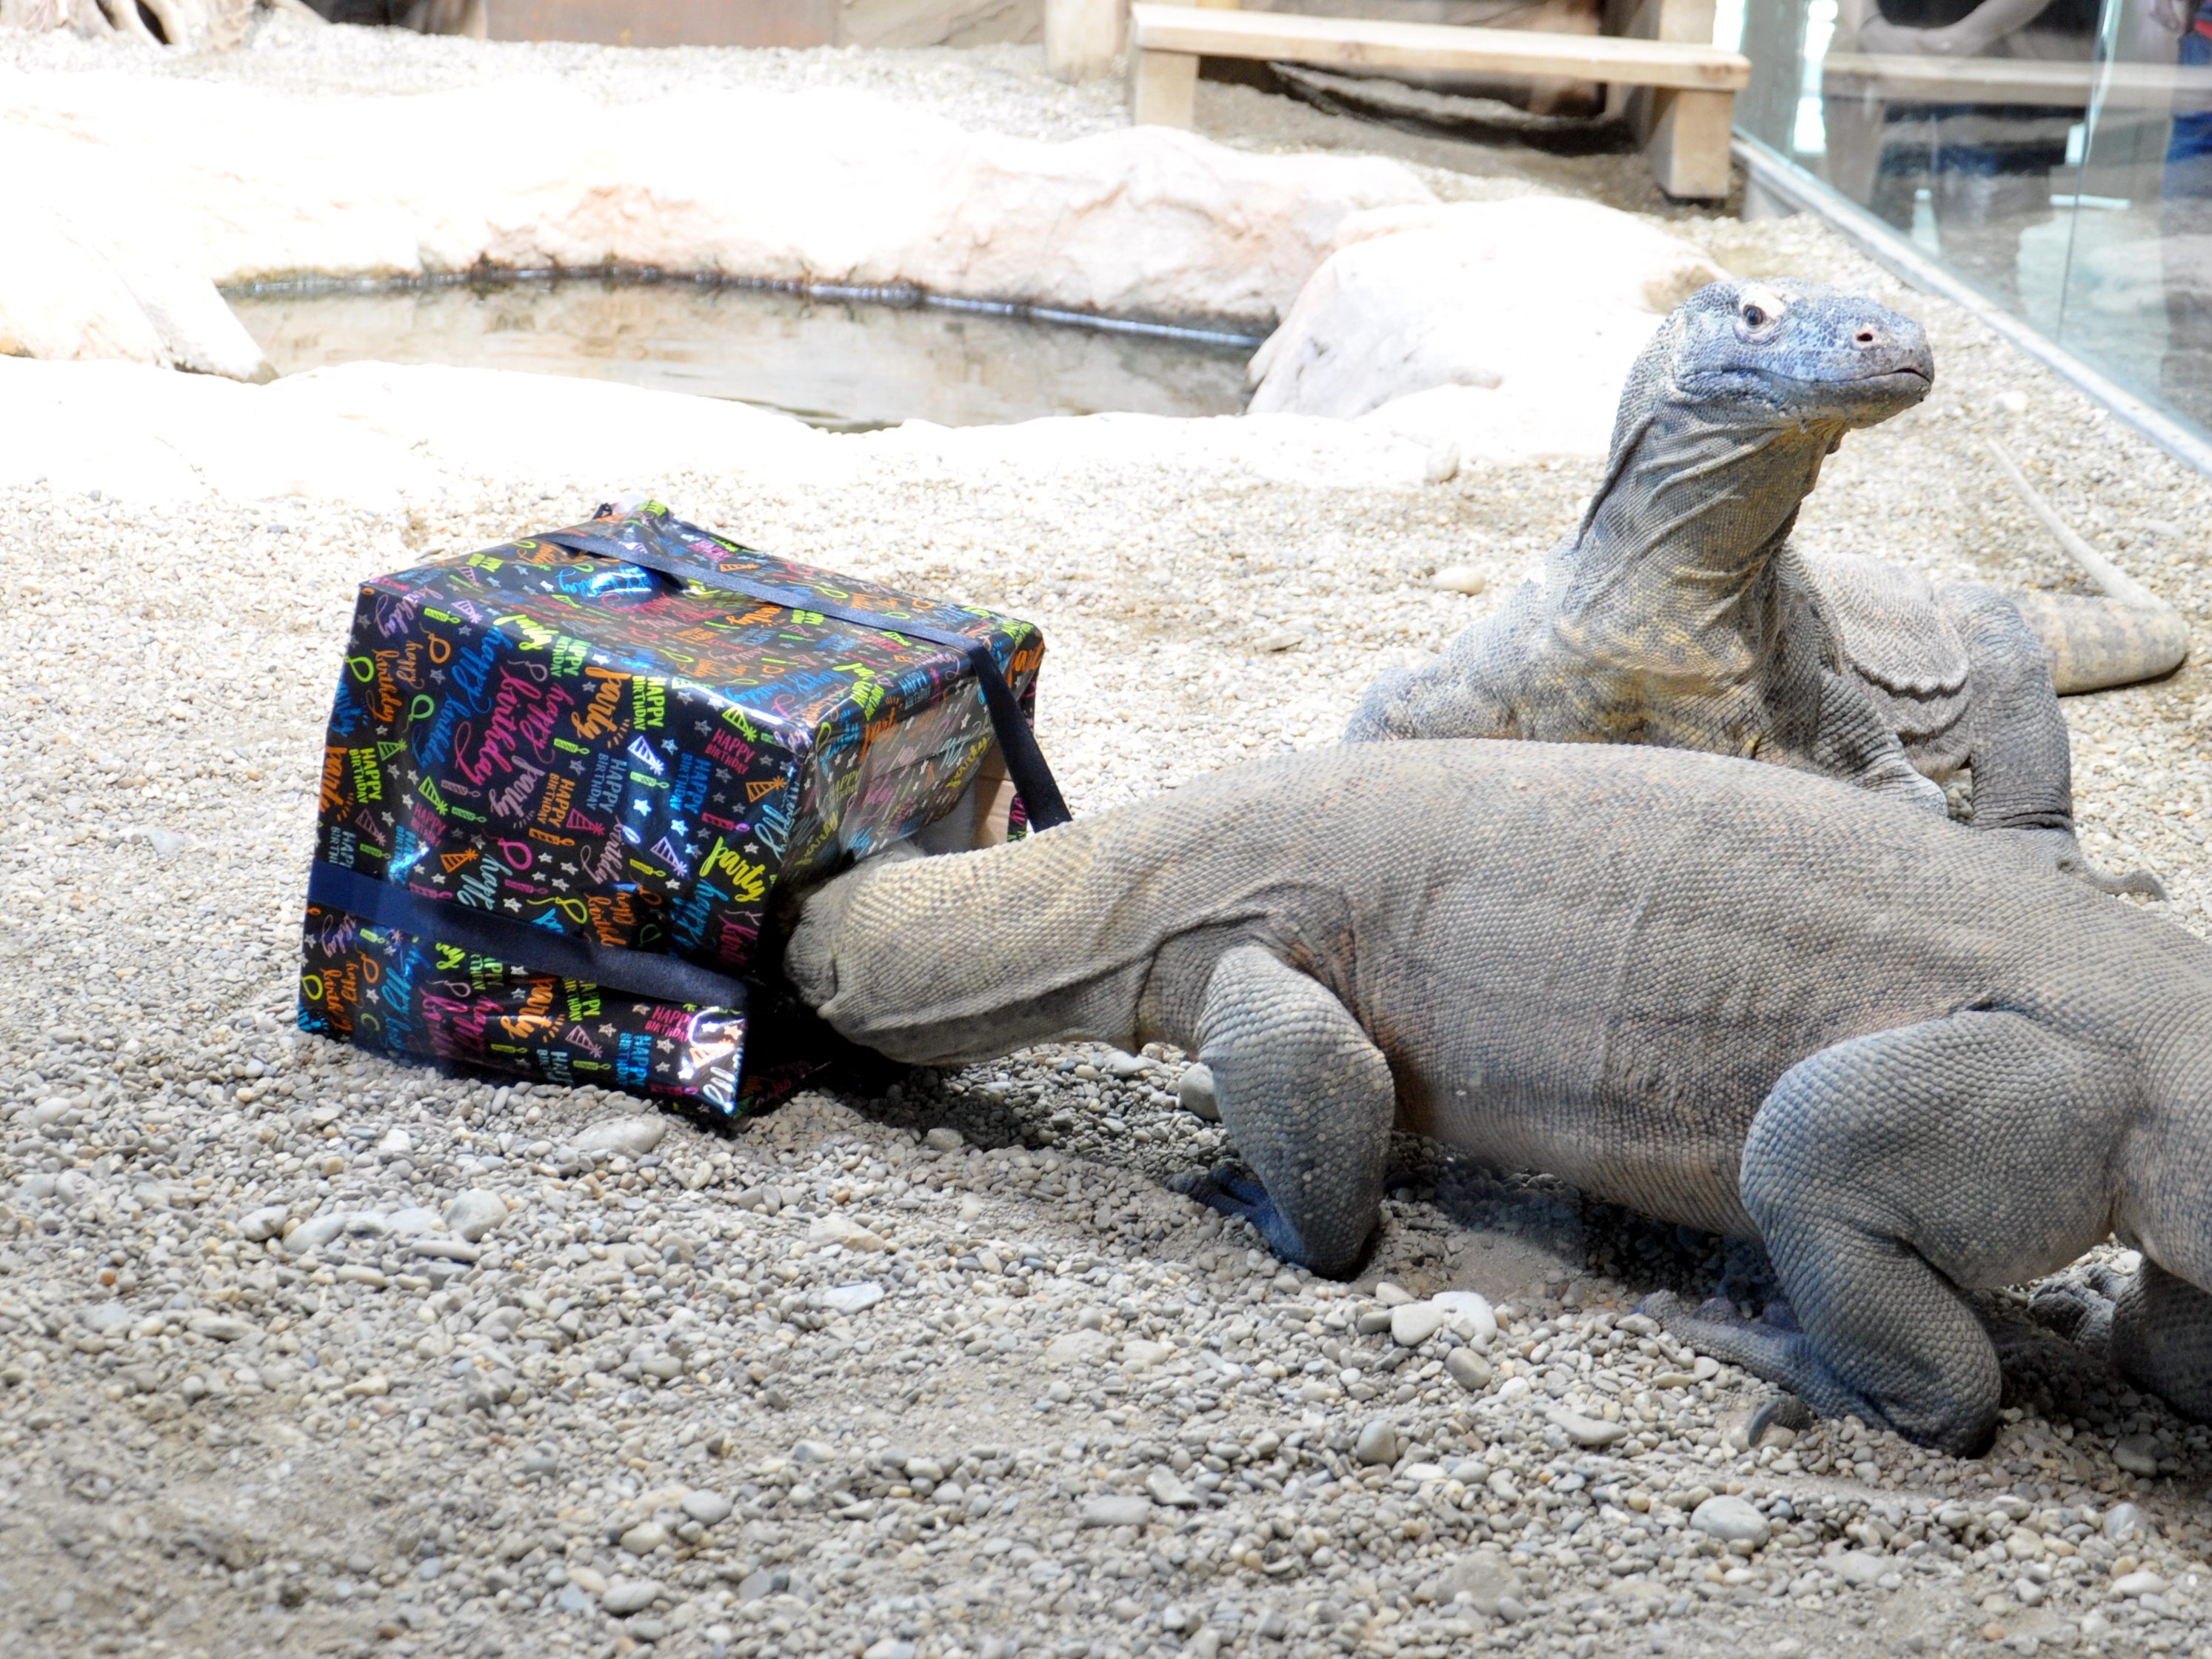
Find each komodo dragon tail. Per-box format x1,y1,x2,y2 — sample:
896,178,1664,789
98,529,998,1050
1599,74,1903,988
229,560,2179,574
1988,438,2190,694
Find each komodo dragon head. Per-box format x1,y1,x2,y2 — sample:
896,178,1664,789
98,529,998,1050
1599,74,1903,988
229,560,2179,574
1554,281,1937,610
1623,277,1934,442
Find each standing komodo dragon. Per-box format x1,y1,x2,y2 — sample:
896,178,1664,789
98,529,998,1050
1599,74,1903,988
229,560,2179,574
786,742,2212,1455
1344,278,2187,894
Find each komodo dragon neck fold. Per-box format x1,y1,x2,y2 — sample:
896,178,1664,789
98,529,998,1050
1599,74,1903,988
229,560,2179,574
1553,395,1842,685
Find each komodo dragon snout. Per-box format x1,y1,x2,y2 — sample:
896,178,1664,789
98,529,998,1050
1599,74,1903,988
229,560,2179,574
1666,278,1932,431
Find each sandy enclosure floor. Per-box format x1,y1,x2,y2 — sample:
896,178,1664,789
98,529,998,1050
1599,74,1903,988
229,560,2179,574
5,27,2212,1659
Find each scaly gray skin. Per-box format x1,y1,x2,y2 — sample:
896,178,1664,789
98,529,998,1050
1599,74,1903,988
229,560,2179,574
785,742,2212,1456
1344,278,2181,896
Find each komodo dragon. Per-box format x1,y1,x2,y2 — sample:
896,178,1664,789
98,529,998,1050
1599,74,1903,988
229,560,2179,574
785,742,2212,1455
1344,278,2187,895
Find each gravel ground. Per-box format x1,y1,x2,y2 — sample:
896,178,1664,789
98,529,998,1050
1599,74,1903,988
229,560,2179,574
6,27,2212,1659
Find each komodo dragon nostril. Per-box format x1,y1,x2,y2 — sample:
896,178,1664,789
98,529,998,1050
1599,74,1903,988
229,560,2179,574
1856,330,1877,345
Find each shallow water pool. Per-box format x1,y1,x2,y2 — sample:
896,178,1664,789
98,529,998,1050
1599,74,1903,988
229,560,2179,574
229,277,1259,433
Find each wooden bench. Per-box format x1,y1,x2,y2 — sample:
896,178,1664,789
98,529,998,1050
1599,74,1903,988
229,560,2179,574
1118,1,1749,200
1822,50,2212,112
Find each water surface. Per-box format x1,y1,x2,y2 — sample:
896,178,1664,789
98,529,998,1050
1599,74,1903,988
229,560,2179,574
231,278,1258,433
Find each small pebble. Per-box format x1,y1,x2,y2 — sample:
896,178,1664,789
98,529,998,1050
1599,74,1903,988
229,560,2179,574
1546,1409,1625,1449
1430,1289,1497,1346
236,1205,290,1243
1175,1064,1219,1122
1353,1418,1398,1466
1143,1469,1197,1508
601,1578,662,1616
1080,1494,1155,1528
1831,1551,1887,1587
2113,1433,2162,1476
572,1117,667,1158
2104,1502,2153,1542
1389,1301,1447,1348
1444,1348,1493,1392
2113,1570,2171,1598
821,1281,885,1315
1691,1495,1771,1547
443,1189,508,1243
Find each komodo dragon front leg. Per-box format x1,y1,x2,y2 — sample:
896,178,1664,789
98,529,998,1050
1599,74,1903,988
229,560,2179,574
1800,664,1952,817
1936,584,2165,897
1168,945,1396,1278
1648,1010,2131,1455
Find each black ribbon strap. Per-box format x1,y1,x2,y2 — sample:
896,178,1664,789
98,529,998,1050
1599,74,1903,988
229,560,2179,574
308,860,749,1012
536,528,1073,830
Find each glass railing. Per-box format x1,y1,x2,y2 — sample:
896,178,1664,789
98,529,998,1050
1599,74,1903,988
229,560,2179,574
1737,0,2212,447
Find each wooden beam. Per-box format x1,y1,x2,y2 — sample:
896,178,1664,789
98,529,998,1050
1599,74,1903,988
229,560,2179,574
1643,87,1733,198
1618,0,1730,201
1126,4,1749,91
1132,44,1200,126
1046,0,1123,84
1822,50,2212,111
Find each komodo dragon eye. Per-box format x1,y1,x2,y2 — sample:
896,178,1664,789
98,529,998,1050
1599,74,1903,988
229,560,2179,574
1742,304,1767,327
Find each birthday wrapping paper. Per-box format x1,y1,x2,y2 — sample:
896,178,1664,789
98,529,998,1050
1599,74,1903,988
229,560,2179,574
296,502,1046,1115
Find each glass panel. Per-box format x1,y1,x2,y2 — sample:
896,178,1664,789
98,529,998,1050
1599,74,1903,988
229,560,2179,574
1737,0,2212,447
1742,0,2104,320
2061,0,2212,436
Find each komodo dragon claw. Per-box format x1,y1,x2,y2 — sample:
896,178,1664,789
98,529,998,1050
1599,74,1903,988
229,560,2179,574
2080,865,2168,903
2026,1262,2133,1349
1640,1289,1897,1441
1170,1164,1280,1238
1747,1394,1816,1448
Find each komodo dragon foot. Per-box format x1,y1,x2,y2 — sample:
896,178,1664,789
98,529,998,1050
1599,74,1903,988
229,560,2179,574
1640,1289,1902,1444
2008,828,2166,901
2028,1260,2212,1425
1169,1164,1309,1265
2027,1262,2131,1349
1660,1295,1819,1448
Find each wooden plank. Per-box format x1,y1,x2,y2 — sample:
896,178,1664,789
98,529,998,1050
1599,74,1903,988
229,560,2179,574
1133,47,1200,126
484,0,835,47
1605,0,1713,117
1822,51,2212,111
1611,0,1730,197
1644,86,1733,198
1126,3,1749,90
1046,0,1123,81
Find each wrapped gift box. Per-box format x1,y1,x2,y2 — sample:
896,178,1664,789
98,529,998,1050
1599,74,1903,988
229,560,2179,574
296,501,1060,1116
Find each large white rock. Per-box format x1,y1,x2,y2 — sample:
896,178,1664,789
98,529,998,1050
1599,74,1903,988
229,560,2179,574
0,354,1455,508
1249,196,1726,459
0,199,271,381
0,71,1431,358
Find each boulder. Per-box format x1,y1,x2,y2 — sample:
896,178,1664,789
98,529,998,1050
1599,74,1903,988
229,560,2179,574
0,201,270,381
0,73,1431,354
1248,196,1728,459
